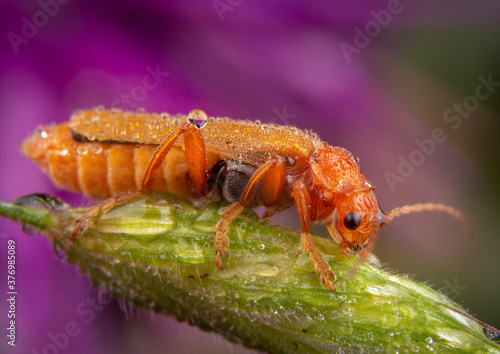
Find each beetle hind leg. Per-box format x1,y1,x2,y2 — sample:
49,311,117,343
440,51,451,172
72,121,208,238
72,190,143,238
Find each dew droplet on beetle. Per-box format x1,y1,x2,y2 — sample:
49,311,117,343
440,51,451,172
187,109,208,129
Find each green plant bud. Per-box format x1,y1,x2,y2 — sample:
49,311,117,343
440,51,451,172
1,192,498,353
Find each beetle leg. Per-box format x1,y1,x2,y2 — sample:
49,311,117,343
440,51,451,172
326,210,343,244
261,210,275,223
142,123,208,196
72,190,143,238
73,123,208,238
258,159,285,223
292,180,337,291
215,202,243,268
258,157,286,206
215,158,284,269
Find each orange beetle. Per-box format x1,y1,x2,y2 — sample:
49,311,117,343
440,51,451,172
22,108,466,290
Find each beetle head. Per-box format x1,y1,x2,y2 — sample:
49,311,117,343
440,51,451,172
310,144,469,263
333,191,385,258
310,145,383,257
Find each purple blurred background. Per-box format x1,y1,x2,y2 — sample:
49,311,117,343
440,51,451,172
1,1,500,353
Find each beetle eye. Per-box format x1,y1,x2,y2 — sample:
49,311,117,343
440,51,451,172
343,212,361,230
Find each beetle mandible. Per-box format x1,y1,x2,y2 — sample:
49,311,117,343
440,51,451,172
22,108,467,290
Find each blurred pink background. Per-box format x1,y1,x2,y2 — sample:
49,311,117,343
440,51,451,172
1,1,500,353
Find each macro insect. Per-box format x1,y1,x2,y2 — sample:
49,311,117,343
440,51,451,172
22,108,467,290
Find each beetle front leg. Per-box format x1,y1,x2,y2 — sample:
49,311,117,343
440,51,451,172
326,211,343,244
292,180,337,291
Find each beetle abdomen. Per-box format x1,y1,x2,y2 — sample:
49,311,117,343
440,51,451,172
21,123,220,199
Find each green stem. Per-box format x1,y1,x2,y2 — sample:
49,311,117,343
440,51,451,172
0,201,56,231
2,192,499,353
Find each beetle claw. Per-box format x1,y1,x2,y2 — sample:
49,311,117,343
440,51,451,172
320,271,337,291
310,252,337,290
70,204,103,239
215,244,230,269
72,213,94,239
71,218,86,239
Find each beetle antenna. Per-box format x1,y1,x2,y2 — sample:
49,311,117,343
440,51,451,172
383,203,471,237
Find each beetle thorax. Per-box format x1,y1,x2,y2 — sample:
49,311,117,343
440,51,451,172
309,145,373,195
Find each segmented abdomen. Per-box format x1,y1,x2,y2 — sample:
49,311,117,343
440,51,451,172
21,123,219,199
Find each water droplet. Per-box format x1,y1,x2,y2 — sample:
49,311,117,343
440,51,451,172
40,130,48,138
254,120,261,125
21,224,39,236
136,107,146,114
258,244,265,250
483,327,500,341
77,145,88,155
160,112,168,120
108,257,120,265
425,337,433,344
187,109,208,129
91,145,102,154
91,115,100,124
94,105,105,111
57,149,68,156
